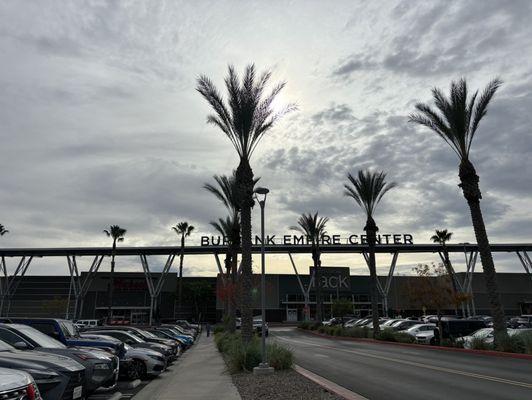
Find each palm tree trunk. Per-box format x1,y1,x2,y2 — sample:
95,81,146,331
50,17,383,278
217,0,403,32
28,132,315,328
107,246,116,323
228,241,239,333
459,160,506,343
178,235,185,317
237,159,254,343
223,251,231,324
313,247,323,322
365,217,380,337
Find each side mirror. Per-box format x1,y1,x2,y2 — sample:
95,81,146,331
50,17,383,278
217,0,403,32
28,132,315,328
13,341,29,350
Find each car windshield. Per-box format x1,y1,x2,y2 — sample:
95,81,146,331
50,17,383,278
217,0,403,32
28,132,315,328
0,339,14,351
382,320,397,326
390,320,406,327
126,332,144,343
61,320,80,338
136,329,157,339
16,325,66,349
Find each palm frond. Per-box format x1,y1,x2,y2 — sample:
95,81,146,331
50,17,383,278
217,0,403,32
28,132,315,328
410,77,501,160
344,170,396,218
197,64,295,161
0,224,9,236
290,212,329,244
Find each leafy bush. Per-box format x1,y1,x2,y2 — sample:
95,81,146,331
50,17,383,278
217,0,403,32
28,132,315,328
518,331,532,354
298,321,311,330
441,338,463,348
345,327,371,338
470,337,492,351
267,342,294,370
215,332,294,372
376,329,397,342
496,334,525,353
310,322,322,330
331,326,344,336
213,325,225,334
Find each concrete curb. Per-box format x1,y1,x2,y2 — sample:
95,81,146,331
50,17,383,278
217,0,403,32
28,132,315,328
294,365,368,400
106,392,123,400
298,328,532,360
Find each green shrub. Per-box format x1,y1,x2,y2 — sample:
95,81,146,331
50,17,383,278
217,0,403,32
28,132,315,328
345,327,369,338
496,334,525,353
267,342,294,370
331,326,344,336
317,325,327,333
518,331,532,354
213,325,225,334
310,322,322,330
376,329,397,342
298,321,311,330
441,338,462,348
470,337,492,351
226,337,262,373
393,332,415,343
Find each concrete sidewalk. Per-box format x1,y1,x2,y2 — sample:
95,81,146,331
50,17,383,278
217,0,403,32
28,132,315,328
133,332,241,400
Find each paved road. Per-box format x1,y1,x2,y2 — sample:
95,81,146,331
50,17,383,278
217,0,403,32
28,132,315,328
272,328,532,400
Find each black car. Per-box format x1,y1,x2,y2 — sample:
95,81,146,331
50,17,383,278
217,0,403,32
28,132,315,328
0,339,85,400
0,323,119,393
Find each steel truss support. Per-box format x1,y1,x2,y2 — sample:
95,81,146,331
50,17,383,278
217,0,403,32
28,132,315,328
0,256,34,317
462,250,478,317
288,253,315,321
65,255,105,320
362,251,398,317
140,254,177,326
516,251,532,283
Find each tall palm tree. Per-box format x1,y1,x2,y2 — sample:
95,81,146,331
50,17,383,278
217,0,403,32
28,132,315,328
197,64,294,342
430,229,459,292
344,170,396,336
172,222,195,317
205,173,240,332
290,212,329,322
210,214,239,328
0,225,8,236
103,225,126,322
409,78,507,342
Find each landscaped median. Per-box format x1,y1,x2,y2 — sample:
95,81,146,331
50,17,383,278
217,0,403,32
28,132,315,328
298,322,532,359
214,330,344,400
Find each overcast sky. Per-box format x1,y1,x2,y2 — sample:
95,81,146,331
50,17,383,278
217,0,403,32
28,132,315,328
1,0,531,277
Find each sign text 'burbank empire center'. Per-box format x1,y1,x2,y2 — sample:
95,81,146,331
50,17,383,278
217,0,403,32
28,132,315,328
201,233,415,246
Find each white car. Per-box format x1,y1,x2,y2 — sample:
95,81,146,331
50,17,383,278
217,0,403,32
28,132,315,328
401,323,436,337
0,367,41,400
457,328,532,349
415,330,437,345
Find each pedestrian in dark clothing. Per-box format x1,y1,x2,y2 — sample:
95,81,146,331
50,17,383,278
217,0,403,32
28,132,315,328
206,323,211,337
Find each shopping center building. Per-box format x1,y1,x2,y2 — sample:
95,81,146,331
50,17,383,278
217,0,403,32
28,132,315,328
3,268,531,323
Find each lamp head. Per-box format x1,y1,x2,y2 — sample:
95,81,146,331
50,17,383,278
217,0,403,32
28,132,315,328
254,187,270,195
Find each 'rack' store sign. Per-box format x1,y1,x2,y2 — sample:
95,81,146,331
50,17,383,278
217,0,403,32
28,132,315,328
200,233,414,246
309,267,351,291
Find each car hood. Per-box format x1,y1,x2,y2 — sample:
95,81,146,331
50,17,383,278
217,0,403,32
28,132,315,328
0,349,84,372
126,347,162,358
0,367,32,391
36,347,112,366
416,331,434,337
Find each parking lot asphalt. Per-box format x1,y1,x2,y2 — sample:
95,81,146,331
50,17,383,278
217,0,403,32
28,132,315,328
272,327,532,400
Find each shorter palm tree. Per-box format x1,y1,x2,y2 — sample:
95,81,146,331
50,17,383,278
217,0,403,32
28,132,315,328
0,225,8,236
431,230,458,290
172,222,194,317
290,212,329,322
104,225,127,322
344,170,396,336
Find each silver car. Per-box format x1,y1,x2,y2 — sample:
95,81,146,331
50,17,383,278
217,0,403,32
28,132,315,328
81,333,165,378
0,367,42,400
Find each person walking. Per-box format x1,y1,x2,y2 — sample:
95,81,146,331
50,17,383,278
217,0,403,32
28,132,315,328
206,322,211,337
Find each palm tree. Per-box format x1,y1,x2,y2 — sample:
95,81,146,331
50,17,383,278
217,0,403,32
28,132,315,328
430,229,459,292
344,170,396,336
0,225,8,236
210,214,239,328
172,222,195,317
290,212,329,322
197,64,294,342
409,78,507,343
103,225,127,323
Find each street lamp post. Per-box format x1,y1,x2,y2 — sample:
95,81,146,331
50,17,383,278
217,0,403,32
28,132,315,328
253,187,274,375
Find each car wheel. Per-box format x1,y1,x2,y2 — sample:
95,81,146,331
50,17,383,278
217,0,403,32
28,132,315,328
126,363,140,381
134,359,148,379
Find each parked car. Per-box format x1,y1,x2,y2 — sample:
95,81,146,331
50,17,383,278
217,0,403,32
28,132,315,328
153,327,194,348
145,328,190,349
457,327,532,348
415,330,438,345
400,323,436,337
0,367,41,400
390,320,422,331
440,319,487,339
81,333,165,379
0,339,85,400
75,319,100,329
87,330,173,362
175,320,200,334
85,326,181,358
5,318,135,381
252,317,269,336
162,323,196,338
379,319,403,330
322,317,343,326
0,323,119,393
342,318,360,328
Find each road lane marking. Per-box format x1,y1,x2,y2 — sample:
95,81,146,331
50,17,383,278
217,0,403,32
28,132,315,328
276,335,532,390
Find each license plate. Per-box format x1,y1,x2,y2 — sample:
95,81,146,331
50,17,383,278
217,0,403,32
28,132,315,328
73,386,82,399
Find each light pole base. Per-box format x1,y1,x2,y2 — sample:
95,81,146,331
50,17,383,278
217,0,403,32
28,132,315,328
253,363,274,375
